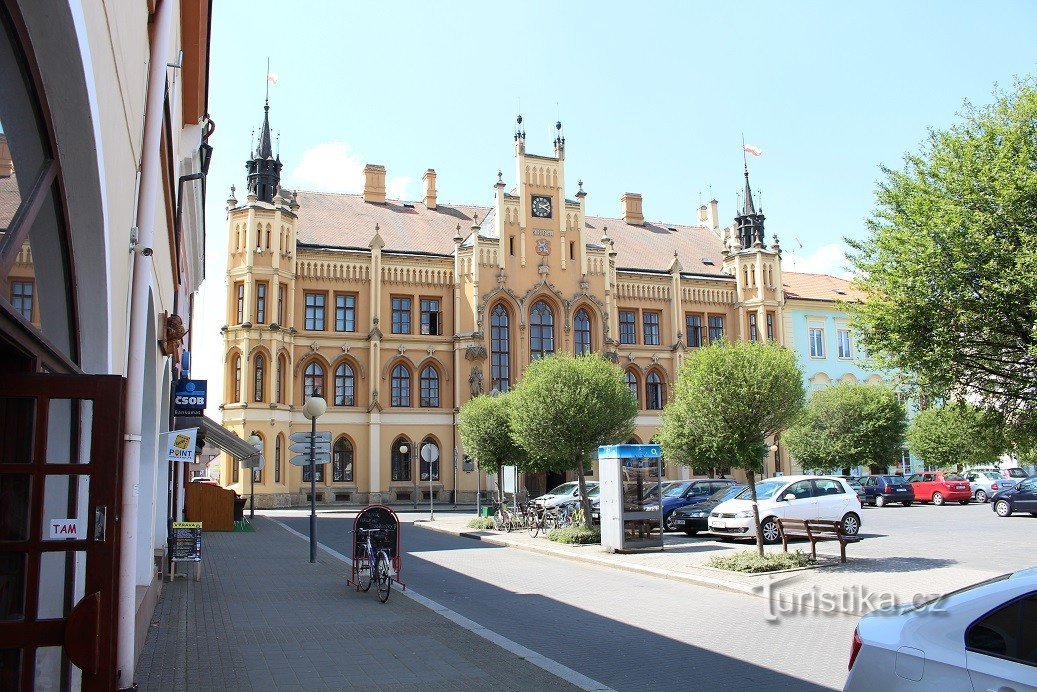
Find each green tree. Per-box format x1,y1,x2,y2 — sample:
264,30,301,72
658,341,805,555
458,392,525,499
783,383,907,475
847,80,1037,422
906,402,1007,471
509,353,636,528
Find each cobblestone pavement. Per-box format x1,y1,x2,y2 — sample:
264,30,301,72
136,516,578,691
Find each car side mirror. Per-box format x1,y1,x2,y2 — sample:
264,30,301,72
783,493,796,502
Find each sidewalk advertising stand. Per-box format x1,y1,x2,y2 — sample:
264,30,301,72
346,505,406,591
169,521,202,581
598,444,665,553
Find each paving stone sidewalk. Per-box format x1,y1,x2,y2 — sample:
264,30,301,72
136,517,576,691
418,514,1000,615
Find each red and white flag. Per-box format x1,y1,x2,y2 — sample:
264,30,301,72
267,72,279,86
743,144,763,157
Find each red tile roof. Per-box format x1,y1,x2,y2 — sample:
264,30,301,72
0,173,19,231
782,271,865,302
292,190,729,275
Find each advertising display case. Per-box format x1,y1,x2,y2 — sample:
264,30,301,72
598,444,665,553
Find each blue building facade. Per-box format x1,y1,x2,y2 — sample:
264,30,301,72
781,272,917,475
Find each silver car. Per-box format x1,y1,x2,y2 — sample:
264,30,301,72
845,568,1037,691
965,471,1017,503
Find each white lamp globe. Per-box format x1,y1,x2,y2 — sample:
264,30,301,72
302,396,327,420
399,444,409,455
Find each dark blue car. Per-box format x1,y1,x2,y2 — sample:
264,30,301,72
647,479,738,531
859,475,915,507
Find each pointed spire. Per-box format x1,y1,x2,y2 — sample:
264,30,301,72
368,223,384,250
668,251,683,274
256,101,273,159
742,165,757,216
246,90,282,203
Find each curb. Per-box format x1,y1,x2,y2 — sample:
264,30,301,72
415,520,761,597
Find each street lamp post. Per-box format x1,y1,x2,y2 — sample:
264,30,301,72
247,433,262,522
302,393,327,564
407,442,417,510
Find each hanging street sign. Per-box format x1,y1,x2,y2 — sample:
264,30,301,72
173,379,207,416
289,453,331,467
289,441,330,454
289,431,330,444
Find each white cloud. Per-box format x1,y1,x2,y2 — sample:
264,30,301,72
782,243,851,278
291,141,412,200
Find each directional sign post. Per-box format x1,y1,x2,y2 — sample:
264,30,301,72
290,431,330,444
290,441,330,454
289,452,331,467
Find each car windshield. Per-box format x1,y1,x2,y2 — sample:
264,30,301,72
663,482,693,497
546,482,577,496
736,480,786,501
586,485,601,498
709,485,745,503
1006,468,1027,478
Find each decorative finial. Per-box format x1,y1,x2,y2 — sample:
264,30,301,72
556,121,562,131
497,170,503,183
517,114,523,125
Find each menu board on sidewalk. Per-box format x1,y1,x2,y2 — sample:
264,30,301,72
172,521,202,562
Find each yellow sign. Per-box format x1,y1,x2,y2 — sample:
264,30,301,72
173,521,202,529
173,434,191,450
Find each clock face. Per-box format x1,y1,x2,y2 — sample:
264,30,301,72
531,195,552,218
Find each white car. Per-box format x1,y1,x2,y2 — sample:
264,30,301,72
708,475,861,544
533,481,599,509
845,568,1037,691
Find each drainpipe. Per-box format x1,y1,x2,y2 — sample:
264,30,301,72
117,0,173,687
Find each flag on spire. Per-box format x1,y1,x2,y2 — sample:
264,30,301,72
743,144,763,157
267,72,279,86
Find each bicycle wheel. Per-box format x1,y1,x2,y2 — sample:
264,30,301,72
358,553,373,592
376,553,392,603
528,513,541,538
502,511,513,533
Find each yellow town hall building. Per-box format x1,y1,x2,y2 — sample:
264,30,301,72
220,108,791,506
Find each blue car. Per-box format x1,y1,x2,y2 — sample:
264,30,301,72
859,475,914,507
646,479,738,531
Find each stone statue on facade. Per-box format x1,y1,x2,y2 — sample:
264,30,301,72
469,367,484,397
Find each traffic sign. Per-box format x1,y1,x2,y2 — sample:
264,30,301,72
290,441,330,454
289,431,330,444
289,453,331,467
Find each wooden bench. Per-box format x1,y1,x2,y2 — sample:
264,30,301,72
776,518,862,563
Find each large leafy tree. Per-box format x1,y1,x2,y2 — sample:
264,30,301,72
906,402,1007,471
783,383,907,474
458,392,525,499
509,353,636,528
658,341,804,555
847,80,1037,422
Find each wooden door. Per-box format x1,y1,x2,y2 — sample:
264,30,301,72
0,374,124,691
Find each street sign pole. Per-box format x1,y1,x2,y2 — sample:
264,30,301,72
309,414,317,564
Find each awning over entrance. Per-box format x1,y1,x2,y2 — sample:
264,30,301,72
177,414,259,461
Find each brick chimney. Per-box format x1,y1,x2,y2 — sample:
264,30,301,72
621,193,644,226
0,134,12,178
363,164,386,204
422,168,437,210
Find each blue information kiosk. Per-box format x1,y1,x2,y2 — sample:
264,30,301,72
598,444,665,553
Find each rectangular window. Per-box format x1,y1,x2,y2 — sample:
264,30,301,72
235,283,244,324
277,284,286,325
304,293,326,331
642,311,660,346
619,310,637,345
569,241,575,260
766,312,775,341
335,293,356,332
420,298,441,336
10,281,33,321
809,327,825,358
255,282,267,323
391,296,412,334
509,236,515,256
748,313,759,342
232,460,239,484
837,329,852,359
708,315,724,343
685,314,702,347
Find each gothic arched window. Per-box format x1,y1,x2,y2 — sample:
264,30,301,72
490,304,511,392
529,300,555,360
574,308,591,355
420,365,440,407
419,437,440,481
334,362,355,406
625,369,639,404
303,361,324,400
646,371,665,410
231,354,242,402
333,437,353,482
391,364,411,407
391,437,411,481
253,354,265,402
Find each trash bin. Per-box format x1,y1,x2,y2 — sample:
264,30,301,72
233,497,246,522
479,505,492,518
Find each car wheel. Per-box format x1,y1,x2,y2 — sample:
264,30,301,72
760,517,781,544
875,495,886,508
902,501,913,507
664,513,679,532
932,492,945,506
975,489,988,503
994,500,1012,517
841,513,861,536
683,529,699,536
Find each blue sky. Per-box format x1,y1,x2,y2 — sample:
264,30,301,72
195,0,1037,414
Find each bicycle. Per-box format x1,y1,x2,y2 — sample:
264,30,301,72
492,500,515,532
355,527,393,603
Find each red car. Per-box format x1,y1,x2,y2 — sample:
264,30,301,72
906,472,972,505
